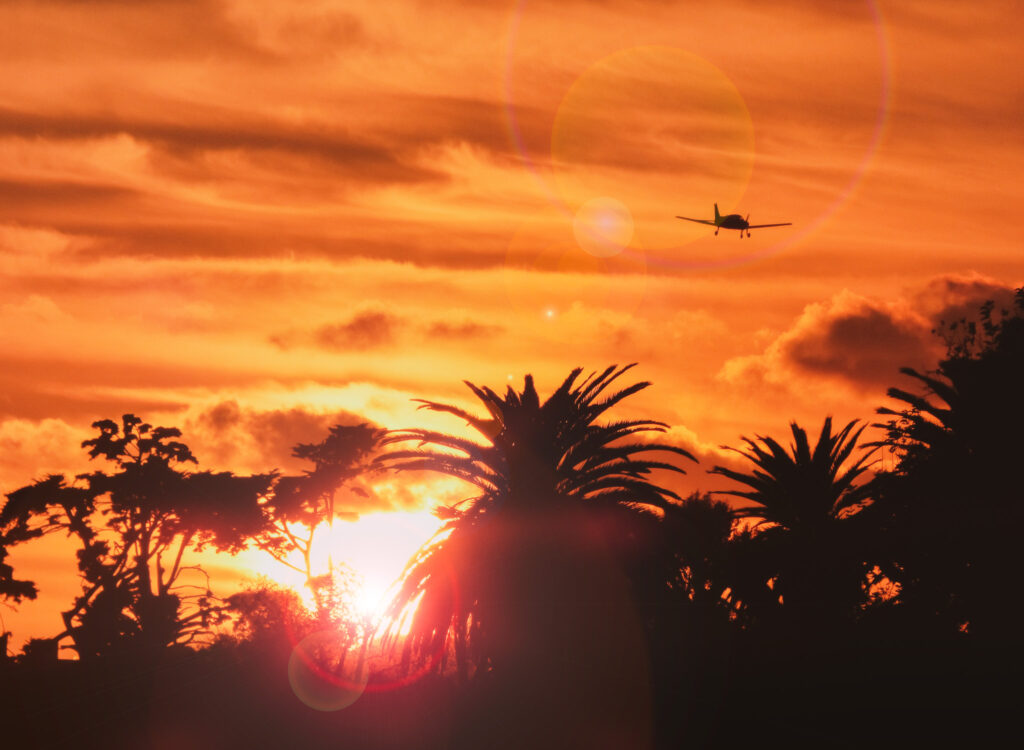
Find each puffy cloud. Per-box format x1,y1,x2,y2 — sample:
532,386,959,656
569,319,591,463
186,400,379,474
530,418,784,508
719,276,1019,396
719,290,934,394
913,273,1019,333
785,297,933,385
0,418,86,492
183,400,481,514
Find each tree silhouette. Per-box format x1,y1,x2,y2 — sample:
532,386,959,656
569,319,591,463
0,521,40,663
710,417,878,633
660,493,737,612
225,578,312,649
379,364,695,684
0,524,39,606
619,491,739,636
0,414,275,659
256,423,383,621
873,288,1024,637
634,492,739,739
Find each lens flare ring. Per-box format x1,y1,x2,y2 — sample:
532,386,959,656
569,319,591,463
500,1,893,271
288,629,370,712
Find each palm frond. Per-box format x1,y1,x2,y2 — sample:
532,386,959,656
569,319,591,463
711,417,876,528
376,364,693,677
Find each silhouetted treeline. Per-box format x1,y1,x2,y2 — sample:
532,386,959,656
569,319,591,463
1,290,1022,749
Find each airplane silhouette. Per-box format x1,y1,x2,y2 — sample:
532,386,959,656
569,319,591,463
677,203,791,238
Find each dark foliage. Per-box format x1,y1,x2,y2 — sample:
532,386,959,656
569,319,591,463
872,287,1024,637
0,524,40,605
710,418,879,634
377,364,695,686
255,422,384,619
0,414,276,658
2,292,1023,747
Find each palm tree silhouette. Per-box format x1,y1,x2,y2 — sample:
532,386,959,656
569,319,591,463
709,417,877,633
378,364,696,683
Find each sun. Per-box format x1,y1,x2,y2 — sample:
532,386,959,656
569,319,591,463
332,510,443,621
353,577,391,620
239,509,444,625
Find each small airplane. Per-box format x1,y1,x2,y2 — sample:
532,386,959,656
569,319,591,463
676,203,791,238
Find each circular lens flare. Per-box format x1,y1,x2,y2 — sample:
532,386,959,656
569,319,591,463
573,197,634,257
288,629,369,712
551,46,754,252
502,3,892,270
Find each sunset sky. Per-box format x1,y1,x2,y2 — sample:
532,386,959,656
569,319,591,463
2,0,1022,645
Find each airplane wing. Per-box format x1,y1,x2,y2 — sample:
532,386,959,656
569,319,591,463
676,216,716,226
747,222,792,229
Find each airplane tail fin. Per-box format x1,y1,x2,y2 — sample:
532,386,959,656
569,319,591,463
714,203,720,223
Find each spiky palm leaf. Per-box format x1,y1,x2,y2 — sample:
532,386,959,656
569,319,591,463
710,417,877,530
709,418,880,627
378,364,696,679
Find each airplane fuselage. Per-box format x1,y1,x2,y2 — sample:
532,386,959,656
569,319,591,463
717,214,748,230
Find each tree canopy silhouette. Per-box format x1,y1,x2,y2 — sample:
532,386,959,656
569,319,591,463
255,422,384,620
660,493,736,611
0,523,39,606
0,414,276,658
873,287,1024,637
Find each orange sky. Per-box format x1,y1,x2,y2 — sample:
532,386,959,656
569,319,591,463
2,0,1023,645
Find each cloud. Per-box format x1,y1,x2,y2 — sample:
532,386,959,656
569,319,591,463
0,356,192,422
0,418,86,493
719,276,1019,396
424,319,503,340
187,400,379,473
0,107,440,185
0,178,139,215
648,424,759,502
271,309,401,351
558,418,777,507
314,311,399,350
0,0,268,63
719,290,932,394
271,309,507,352
913,273,1019,329
789,298,932,382
181,400,461,514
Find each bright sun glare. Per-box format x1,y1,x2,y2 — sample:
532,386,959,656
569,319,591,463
248,510,443,623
